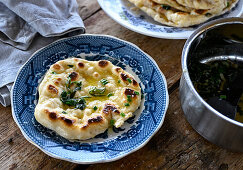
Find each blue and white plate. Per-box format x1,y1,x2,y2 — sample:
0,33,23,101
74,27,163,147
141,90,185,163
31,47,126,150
98,0,243,39
11,34,169,164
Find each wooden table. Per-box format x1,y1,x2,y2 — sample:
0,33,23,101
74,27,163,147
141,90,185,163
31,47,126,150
1,1,243,169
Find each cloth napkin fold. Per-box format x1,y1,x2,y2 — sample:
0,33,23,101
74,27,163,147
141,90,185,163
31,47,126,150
0,0,85,107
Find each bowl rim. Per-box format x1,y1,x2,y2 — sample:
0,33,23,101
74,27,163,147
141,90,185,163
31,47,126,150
11,34,169,164
182,17,243,128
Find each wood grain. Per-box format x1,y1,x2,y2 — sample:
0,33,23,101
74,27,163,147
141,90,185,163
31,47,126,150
83,89,243,170
1,0,243,169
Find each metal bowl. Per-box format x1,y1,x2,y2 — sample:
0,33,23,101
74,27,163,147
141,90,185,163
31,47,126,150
180,17,243,152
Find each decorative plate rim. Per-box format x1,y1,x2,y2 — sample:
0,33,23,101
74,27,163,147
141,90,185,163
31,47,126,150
11,34,169,164
97,0,243,39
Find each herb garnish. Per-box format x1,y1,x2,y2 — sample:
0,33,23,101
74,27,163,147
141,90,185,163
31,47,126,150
124,103,130,106
127,95,132,102
89,87,106,96
127,78,132,83
205,13,212,17
141,94,144,99
100,79,109,85
107,93,113,97
134,91,140,95
162,4,171,10
120,112,125,117
110,119,115,126
61,75,85,110
67,65,74,68
51,71,57,74
62,111,67,114
93,106,98,111
227,2,230,7
61,92,86,110
118,80,121,83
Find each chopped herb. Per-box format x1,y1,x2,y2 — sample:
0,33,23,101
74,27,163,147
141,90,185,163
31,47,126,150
66,77,71,89
72,81,82,87
110,119,115,126
134,91,140,95
62,111,67,114
220,95,227,99
127,78,132,83
118,80,121,83
127,95,132,102
51,71,57,74
67,65,74,68
162,4,171,10
141,94,144,99
124,103,130,107
93,106,98,111
100,79,109,85
89,87,106,96
107,93,113,97
120,112,125,117
61,77,85,110
227,2,230,7
205,13,212,17
61,90,86,110
74,86,81,91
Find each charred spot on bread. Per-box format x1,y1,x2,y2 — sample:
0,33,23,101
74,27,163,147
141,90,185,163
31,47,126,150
120,73,128,81
88,116,103,124
54,81,59,85
195,9,207,15
53,64,61,70
98,60,108,67
47,85,58,94
60,116,75,126
103,104,120,115
78,62,84,68
133,79,138,86
115,67,121,73
69,72,78,81
45,110,58,120
124,88,137,98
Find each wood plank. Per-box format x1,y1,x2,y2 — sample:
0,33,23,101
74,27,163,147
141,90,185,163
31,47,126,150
0,106,86,169
76,0,101,20
87,89,243,170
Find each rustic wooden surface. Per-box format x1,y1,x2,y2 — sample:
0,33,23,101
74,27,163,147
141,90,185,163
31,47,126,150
1,0,243,169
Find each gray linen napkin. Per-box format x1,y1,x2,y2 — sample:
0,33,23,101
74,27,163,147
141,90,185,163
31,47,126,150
0,0,85,107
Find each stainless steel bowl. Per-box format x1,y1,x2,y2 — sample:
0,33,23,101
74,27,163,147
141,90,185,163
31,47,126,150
180,17,243,152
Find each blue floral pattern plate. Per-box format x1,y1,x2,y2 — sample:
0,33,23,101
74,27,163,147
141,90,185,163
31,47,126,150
11,34,169,164
98,0,243,39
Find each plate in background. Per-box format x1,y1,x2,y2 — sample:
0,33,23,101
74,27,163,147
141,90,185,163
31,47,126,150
11,34,169,164
98,0,243,39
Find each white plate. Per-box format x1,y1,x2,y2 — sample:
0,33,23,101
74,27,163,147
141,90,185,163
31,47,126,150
98,0,243,39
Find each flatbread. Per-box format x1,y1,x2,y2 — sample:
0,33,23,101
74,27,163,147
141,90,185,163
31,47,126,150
175,0,225,9
152,0,193,12
128,0,238,27
34,58,141,140
152,0,227,14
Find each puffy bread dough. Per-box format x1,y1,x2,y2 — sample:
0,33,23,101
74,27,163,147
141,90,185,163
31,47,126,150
128,0,238,27
35,58,141,140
